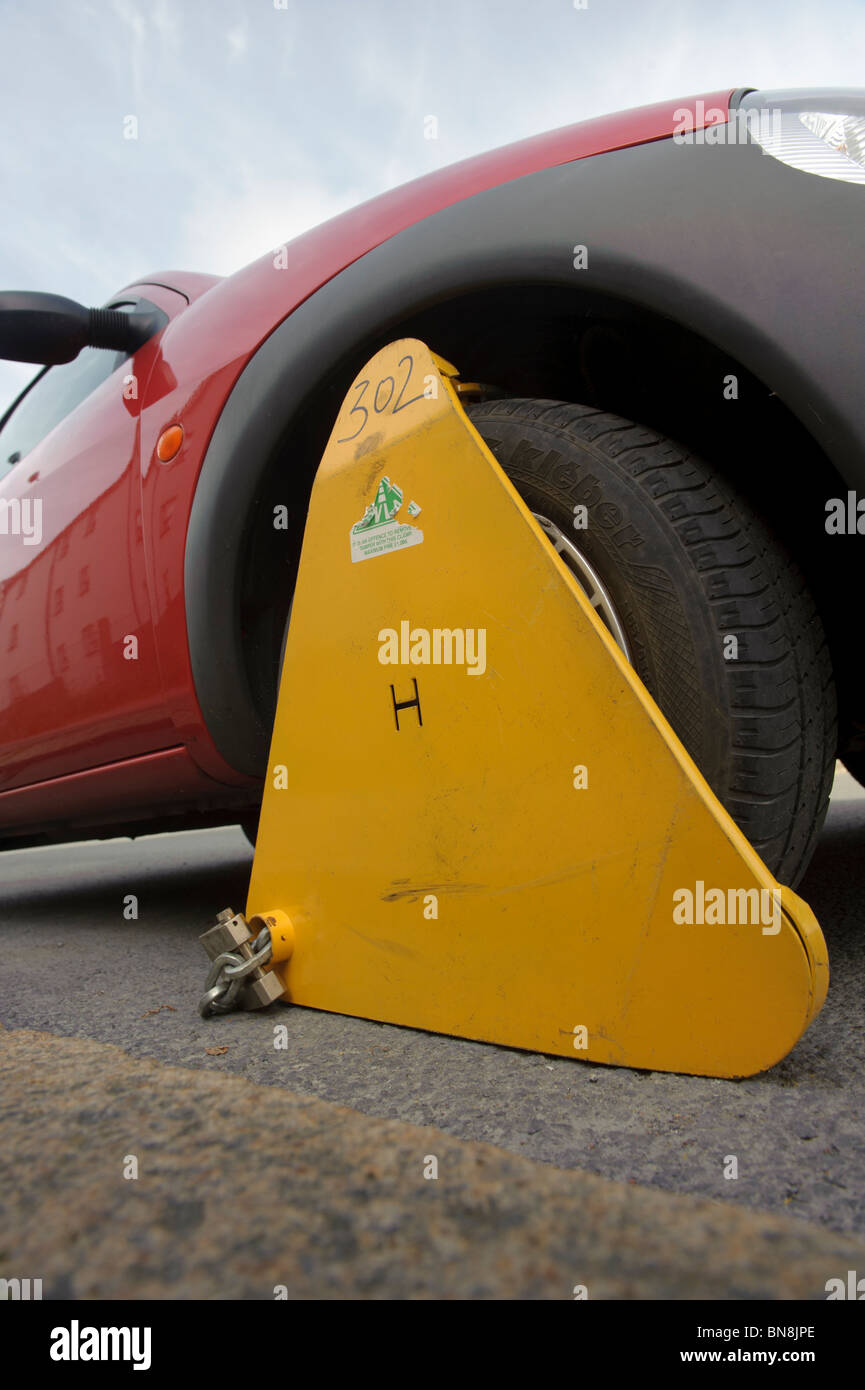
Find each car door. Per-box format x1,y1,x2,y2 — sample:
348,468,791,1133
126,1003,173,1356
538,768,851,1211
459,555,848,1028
0,289,184,791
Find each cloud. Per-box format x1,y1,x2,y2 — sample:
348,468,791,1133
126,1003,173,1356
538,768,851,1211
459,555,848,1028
226,20,247,60
179,175,365,276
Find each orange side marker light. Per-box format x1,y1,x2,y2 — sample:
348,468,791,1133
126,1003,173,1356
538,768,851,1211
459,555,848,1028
157,424,184,462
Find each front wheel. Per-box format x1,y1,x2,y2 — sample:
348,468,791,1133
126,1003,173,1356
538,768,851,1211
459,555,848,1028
469,398,837,887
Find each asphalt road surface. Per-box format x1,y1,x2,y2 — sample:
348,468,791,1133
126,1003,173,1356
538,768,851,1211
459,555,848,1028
1,771,863,1239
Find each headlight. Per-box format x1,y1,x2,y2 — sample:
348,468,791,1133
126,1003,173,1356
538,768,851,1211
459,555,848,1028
736,88,865,185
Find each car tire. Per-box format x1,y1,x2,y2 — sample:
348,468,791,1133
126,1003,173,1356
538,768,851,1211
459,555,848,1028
468,397,837,887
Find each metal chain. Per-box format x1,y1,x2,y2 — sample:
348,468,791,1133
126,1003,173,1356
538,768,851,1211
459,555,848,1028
199,929,272,1017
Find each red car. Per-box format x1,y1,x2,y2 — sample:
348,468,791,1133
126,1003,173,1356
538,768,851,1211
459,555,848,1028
1,86,863,886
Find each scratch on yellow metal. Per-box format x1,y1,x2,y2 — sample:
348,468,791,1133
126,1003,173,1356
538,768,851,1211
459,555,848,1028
246,338,828,1077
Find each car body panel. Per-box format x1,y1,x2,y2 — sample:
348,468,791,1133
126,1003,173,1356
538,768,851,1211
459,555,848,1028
0,745,250,837
0,284,187,791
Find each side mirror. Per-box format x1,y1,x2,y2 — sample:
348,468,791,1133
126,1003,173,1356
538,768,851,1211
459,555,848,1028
0,291,162,365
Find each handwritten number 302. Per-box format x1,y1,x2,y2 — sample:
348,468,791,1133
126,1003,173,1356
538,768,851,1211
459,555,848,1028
337,354,427,443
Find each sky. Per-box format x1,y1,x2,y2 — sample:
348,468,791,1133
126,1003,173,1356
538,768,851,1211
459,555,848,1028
1,0,864,411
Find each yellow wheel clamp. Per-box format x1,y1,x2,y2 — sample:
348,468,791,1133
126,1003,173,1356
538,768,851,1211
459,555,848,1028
240,339,828,1078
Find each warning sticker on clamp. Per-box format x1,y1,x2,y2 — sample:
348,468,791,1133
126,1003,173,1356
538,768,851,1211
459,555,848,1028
350,476,423,563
